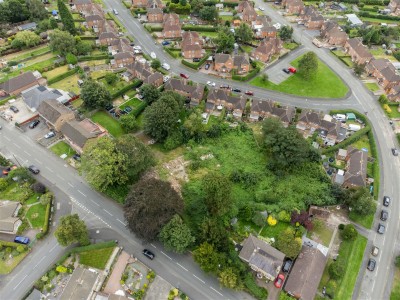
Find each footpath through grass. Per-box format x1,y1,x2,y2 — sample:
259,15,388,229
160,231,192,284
79,246,115,269
250,55,348,98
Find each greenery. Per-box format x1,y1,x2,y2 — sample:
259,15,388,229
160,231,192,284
119,113,138,132
79,246,115,269
81,80,112,109
159,214,195,253
57,0,76,34
235,23,253,43
275,227,302,259
340,224,358,241
0,0,46,24
11,31,40,49
90,111,125,137
140,84,161,104
54,214,90,246
47,68,79,85
199,6,218,22
50,141,76,158
279,25,294,41
216,26,235,53
49,30,76,55
26,204,47,228
298,51,318,80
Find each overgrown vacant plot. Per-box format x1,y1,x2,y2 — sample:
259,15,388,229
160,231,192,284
91,111,125,137
50,141,76,158
306,222,333,247
0,249,29,274
250,55,349,98
79,247,115,269
26,204,47,228
43,65,69,80
50,74,80,94
0,182,29,201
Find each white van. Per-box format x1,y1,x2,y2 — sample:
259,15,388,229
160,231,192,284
334,114,346,121
162,63,170,70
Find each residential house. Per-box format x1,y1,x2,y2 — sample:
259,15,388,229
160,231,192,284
296,109,322,137
60,267,99,300
85,14,105,33
299,6,324,30
252,16,277,39
344,38,373,65
241,5,258,24
387,84,400,102
0,71,41,96
272,106,295,127
251,37,282,63
366,58,400,89
164,78,204,106
163,22,182,39
239,234,285,281
249,99,275,121
37,99,75,131
233,55,250,75
72,0,93,13
98,32,119,46
283,0,304,14
147,8,163,23
319,117,346,146
388,0,400,15
147,0,165,9
126,61,152,81
111,52,135,68
163,13,180,26
144,72,163,87
336,148,348,161
320,21,348,46
108,38,132,55
22,86,71,112
132,0,148,8
0,201,22,234
214,54,234,73
236,0,253,13
224,95,247,118
181,31,204,59
61,119,108,154
206,88,229,112
342,146,368,188
284,246,327,300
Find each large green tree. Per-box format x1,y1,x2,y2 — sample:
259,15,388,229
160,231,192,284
57,0,76,34
235,23,253,43
190,0,204,11
275,227,302,259
119,113,138,132
198,217,229,251
54,214,89,246
202,172,232,217
0,0,29,23
159,214,195,253
183,109,203,136
26,0,47,20
216,26,235,53
193,242,220,273
218,268,241,289
346,187,376,215
298,51,318,80
124,178,184,241
76,40,93,55
80,79,112,109
279,25,293,41
199,6,218,22
49,29,76,55
140,84,161,104
11,31,40,49
340,224,358,241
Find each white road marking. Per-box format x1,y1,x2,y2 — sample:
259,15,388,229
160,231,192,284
117,218,126,226
210,287,224,297
90,199,100,206
68,182,74,187
103,209,112,216
150,243,157,248
45,166,53,173
49,244,58,253
23,150,31,157
57,174,64,180
13,143,21,149
57,203,60,210
34,158,41,164
192,274,205,284
78,190,86,197
13,274,27,290
4,136,10,141
161,251,172,260
176,263,188,271
34,256,46,268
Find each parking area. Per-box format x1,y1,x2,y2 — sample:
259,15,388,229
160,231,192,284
20,117,47,138
0,99,38,124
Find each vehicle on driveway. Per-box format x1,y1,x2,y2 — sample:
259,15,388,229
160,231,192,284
380,210,388,221
29,119,40,129
383,196,390,207
72,154,81,162
245,90,254,96
220,84,230,89
143,249,155,260
162,41,170,46
367,258,376,271
44,131,55,139
124,106,132,113
205,63,210,70
14,236,30,245
283,68,290,74
377,223,385,234
2,165,17,175
392,148,399,156
28,165,40,174
274,273,285,288
288,67,297,73
180,73,189,79
282,260,293,273
207,81,216,87
10,105,19,113
163,76,170,83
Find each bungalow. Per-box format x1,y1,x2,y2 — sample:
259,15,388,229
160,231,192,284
98,32,119,46
249,99,274,121
233,55,250,75
61,119,108,154
0,201,22,234
344,38,373,65
22,86,71,112
163,22,182,39
251,37,282,63
342,146,368,188
388,0,400,15
164,78,204,106
181,31,204,59
111,52,135,68
147,8,163,23
284,246,327,300
214,54,234,73
0,71,41,96
239,234,285,281
37,99,75,132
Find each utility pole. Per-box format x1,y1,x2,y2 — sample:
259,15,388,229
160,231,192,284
13,154,22,167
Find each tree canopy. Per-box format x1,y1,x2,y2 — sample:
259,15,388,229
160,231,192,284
346,187,376,215
11,31,40,49
54,214,89,246
159,214,195,253
57,0,76,34
279,25,293,41
235,23,253,43
124,178,184,241
202,172,232,217
151,59,161,70
275,227,302,259
199,6,218,22
140,84,161,104
219,268,241,289
49,30,76,55
216,26,235,53
298,51,318,80
81,79,112,109
193,242,220,273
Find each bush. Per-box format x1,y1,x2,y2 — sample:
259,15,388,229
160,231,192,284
0,178,8,191
267,215,277,226
232,67,260,82
40,192,53,205
338,223,345,230
111,80,142,99
277,210,291,222
329,262,344,280
181,25,217,32
340,224,358,241
165,47,180,58
326,280,338,298
133,101,148,117
244,274,268,300
32,182,46,194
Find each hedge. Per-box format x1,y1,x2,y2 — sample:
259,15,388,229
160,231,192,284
133,101,148,117
232,67,260,82
358,11,400,21
78,36,97,40
181,25,217,32
363,0,389,5
165,47,180,58
111,79,142,99
47,68,79,85
78,54,111,61
0,240,27,248
203,0,239,8
56,241,117,265
367,129,380,198
244,274,268,300
397,133,400,146
181,52,211,69
107,13,126,31
322,126,371,154
36,199,52,240
122,0,131,8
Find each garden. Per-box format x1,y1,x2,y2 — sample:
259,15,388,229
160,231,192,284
0,241,30,274
90,111,125,137
50,141,77,159
120,261,155,300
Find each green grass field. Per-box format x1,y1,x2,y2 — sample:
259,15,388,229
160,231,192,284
365,82,380,92
50,74,81,94
351,134,371,153
26,204,47,228
91,111,125,137
50,141,76,158
250,55,349,98
99,78,130,94
0,250,29,274
43,65,69,80
382,104,400,119
260,222,291,240
349,211,374,229
8,45,50,62
79,246,115,269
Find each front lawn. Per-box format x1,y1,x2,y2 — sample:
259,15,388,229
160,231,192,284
349,211,374,229
0,250,29,274
260,222,291,240
382,104,400,119
283,42,299,50
365,82,380,92
50,141,76,158
250,55,349,98
0,182,30,201
79,246,115,269
50,74,81,94
351,134,371,153
26,203,47,228
91,111,125,137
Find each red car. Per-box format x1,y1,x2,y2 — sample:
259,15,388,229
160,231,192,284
288,67,296,73
180,73,189,79
274,273,285,289
245,90,254,96
2,165,17,175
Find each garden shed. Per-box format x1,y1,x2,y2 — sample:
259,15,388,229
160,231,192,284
346,112,356,120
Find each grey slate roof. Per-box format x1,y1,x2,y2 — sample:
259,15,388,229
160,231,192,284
37,99,72,125
0,72,38,94
60,267,99,300
22,86,63,110
0,201,20,232
61,120,97,149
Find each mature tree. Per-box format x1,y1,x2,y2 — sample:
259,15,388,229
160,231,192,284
115,134,155,181
190,0,204,12
32,182,46,194
216,26,235,53
219,268,241,289
193,242,220,273
105,72,118,85
275,227,302,259
290,210,313,231
143,95,181,142
81,79,112,108
262,118,315,171
75,40,93,55
159,214,195,253
9,167,31,182
140,84,161,104
151,59,161,70
202,172,232,217
235,23,253,43
346,187,376,215
298,51,318,80
49,18,59,29
184,109,203,136
57,0,76,34
11,31,40,49
0,0,29,23
81,137,128,191
124,178,184,241
40,192,53,205
49,29,76,55
54,214,89,246
378,94,389,105
198,217,229,251
180,0,187,5
66,53,78,65
353,63,365,77
340,224,358,241
199,6,218,22
119,113,138,132
279,25,293,41
26,0,47,20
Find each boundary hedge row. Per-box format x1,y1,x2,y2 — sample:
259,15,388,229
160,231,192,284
56,241,117,265
111,79,142,99
181,52,211,69
203,0,238,8
133,101,148,117
165,47,180,58
36,199,52,240
78,54,111,61
232,67,260,82
358,11,400,20
79,36,97,40
181,25,217,32
47,68,79,85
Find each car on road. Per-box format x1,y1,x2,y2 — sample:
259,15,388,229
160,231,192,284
161,41,170,46
245,90,254,96
283,68,290,74
274,273,285,288
72,154,81,162
44,131,55,139
133,46,142,50
193,58,201,62
288,67,297,73
220,84,230,89
162,63,170,71
113,9,118,15
205,63,210,70
258,6,265,11
28,165,40,174
232,88,242,93
371,246,379,256
392,148,399,156
207,81,216,87
29,119,40,129
383,196,390,207
10,105,19,113
180,73,189,79
282,260,293,273
143,249,155,260
150,52,156,59
380,210,388,221
14,236,30,245
377,223,385,234
367,258,376,271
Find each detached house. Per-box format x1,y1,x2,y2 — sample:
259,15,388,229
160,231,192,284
111,52,135,68
252,38,282,63
164,78,204,106
344,38,373,65
163,15,182,39
147,8,163,23
320,21,348,46
0,71,41,96
342,146,368,188
181,31,204,59
0,201,22,234
37,99,75,131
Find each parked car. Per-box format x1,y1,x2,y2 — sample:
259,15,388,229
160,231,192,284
232,88,242,93
377,223,385,234
220,84,230,89
143,249,155,260
150,52,156,59
105,104,114,111
113,8,118,14
28,165,40,174
371,246,379,256
258,6,265,11
283,68,290,74
193,58,201,62
207,81,216,87
72,154,81,162
282,260,293,273
44,131,55,139
14,236,30,245
367,258,376,271
245,90,254,96
288,67,297,73
162,63,170,70
180,73,189,79
29,119,40,129
124,106,132,113
205,63,210,70
274,274,285,288
161,41,170,46
392,148,399,156
380,210,388,221
383,196,390,207
10,105,19,113
163,75,170,83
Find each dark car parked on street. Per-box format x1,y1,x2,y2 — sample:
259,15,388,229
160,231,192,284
283,68,290,74
380,210,388,221
28,165,40,174
377,223,385,234
367,258,376,271
143,249,155,260
383,196,390,207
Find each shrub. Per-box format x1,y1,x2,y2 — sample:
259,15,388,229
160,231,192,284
56,265,68,273
383,104,392,113
277,210,291,222
267,215,277,226
232,67,260,82
395,255,400,268
338,223,345,230
32,182,46,194
244,274,268,300
329,262,344,280
0,178,8,191
326,280,338,298
16,245,26,253
105,72,118,85
40,192,53,206
340,224,358,241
